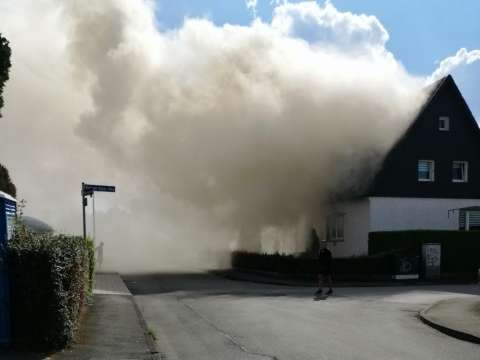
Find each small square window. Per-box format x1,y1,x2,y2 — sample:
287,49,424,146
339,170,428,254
418,160,434,182
452,161,468,182
439,116,450,131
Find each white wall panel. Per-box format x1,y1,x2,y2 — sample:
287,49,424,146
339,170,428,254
328,199,370,258
369,197,480,231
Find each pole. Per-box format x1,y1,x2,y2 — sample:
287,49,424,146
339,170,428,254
92,192,96,242
82,182,87,241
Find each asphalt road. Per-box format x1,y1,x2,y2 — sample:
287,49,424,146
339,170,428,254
124,273,480,360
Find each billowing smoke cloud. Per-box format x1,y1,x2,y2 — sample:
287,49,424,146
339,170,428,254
245,0,258,17
0,0,427,272
429,48,480,119
430,48,480,81
271,0,389,49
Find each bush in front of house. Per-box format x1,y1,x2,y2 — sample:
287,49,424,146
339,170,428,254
0,163,16,197
231,251,395,280
7,229,95,351
369,230,480,279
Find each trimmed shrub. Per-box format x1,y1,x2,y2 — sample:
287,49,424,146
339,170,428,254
369,230,480,278
333,255,395,278
232,251,315,275
231,251,395,279
7,230,95,351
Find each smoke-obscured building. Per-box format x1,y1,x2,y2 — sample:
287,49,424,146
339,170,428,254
324,75,480,257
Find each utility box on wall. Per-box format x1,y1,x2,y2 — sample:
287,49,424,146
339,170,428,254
0,191,16,345
422,243,441,280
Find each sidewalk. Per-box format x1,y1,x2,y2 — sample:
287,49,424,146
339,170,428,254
53,273,159,360
420,297,480,344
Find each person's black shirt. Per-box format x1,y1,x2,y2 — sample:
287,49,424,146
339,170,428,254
318,247,332,273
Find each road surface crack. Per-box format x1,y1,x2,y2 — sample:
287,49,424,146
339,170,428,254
180,299,279,360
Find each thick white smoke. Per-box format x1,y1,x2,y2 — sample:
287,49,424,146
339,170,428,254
0,1,426,272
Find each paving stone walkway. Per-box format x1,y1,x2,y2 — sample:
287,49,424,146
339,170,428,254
53,273,158,360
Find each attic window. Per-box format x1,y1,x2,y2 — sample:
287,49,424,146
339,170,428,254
418,160,434,182
439,116,450,131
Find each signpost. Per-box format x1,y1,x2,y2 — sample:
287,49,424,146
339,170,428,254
81,183,116,241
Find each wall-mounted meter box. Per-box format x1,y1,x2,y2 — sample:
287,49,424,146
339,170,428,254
0,191,16,345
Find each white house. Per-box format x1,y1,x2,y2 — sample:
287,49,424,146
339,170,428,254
323,75,480,257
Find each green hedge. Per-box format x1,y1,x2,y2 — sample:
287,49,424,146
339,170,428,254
232,252,311,274
369,230,480,277
7,230,95,351
231,251,395,279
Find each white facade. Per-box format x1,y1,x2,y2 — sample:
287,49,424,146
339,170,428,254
327,199,370,258
328,196,480,258
369,197,480,231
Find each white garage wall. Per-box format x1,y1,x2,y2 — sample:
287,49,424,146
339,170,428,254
369,197,480,231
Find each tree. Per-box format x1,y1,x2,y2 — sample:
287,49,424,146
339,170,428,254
0,34,14,197
0,33,12,117
0,163,16,197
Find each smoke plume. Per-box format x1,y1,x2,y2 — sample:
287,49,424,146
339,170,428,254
0,1,426,272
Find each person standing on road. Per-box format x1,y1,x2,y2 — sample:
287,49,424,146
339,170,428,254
315,240,333,296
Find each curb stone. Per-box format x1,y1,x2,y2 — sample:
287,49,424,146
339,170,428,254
131,296,165,360
419,301,480,344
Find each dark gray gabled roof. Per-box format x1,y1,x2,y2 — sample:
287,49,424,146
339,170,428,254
407,74,480,137
337,74,480,202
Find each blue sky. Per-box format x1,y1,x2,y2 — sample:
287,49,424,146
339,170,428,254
326,1,480,75
153,0,480,122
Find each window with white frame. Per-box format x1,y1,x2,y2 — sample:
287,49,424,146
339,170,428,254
439,116,450,131
452,161,468,182
326,213,344,241
418,160,435,182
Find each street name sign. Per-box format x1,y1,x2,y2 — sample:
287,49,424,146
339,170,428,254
83,184,116,193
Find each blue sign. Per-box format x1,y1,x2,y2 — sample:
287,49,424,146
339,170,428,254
0,191,16,345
